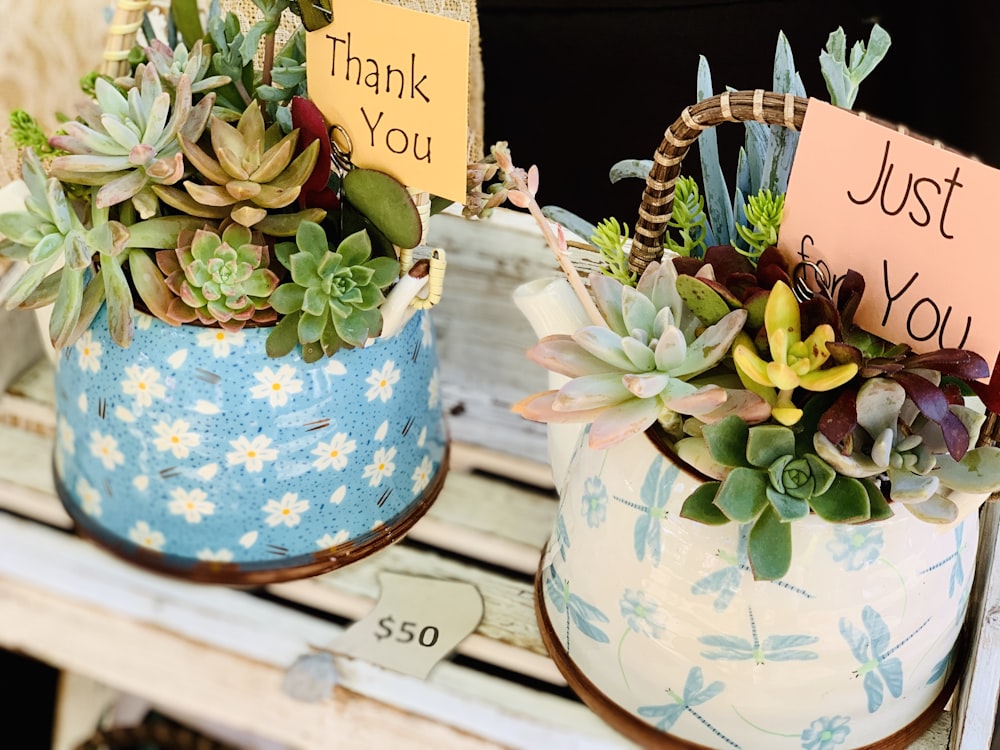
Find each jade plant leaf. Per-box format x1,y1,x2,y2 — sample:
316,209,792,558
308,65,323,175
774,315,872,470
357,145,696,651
748,505,792,580
342,168,421,249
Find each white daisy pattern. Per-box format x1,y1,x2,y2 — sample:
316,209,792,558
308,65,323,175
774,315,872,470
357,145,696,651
363,446,396,487
152,419,200,458
196,548,234,562
250,364,303,407
411,455,434,495
129,521,165,551
76,478,102,517
316,530,350,549
263,492,310,527
428,368,440,409
365,360,400,403
89,430,125,470
167,487,215,523
421,313,433,347
227,435,278,472
197,328,246,357
58,417,75,455
312,433,356,471
121,364,166,407
75,330,102,372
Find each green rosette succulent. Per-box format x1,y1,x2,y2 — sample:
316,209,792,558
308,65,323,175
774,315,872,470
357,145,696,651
155,223,280,330
679,414,890,580
266,221,399,361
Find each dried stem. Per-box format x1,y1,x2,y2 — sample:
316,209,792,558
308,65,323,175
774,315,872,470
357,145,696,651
508,170,606,328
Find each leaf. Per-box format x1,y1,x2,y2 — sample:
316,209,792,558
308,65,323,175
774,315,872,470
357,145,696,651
746,424,794,467
540,205,596,241
171,0,204,47
714,467,769,523
696,56,732,245
702,414,751,468
342,169,422,249
266,311,301,357
680,482,729,525
675,275,731,325
608,159,654,184
747,505,792,580
807,475,871,522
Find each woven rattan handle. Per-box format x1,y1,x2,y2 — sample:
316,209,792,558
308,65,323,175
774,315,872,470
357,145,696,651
100,0,154,77
628,90,808,277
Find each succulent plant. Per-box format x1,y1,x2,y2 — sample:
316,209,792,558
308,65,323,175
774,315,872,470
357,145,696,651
266,221,399,361
138,39,232,95
0,150,130,347
589,217,635,285
732,280,857,426
734,189,784,260
48,65,213,219
813,370,1000,523
679,414,890,580
155,223,280,330
153,100,322,234
664,176,710,259
514,261,769,449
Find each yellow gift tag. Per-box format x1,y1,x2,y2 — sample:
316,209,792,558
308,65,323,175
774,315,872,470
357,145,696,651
306,0,470,203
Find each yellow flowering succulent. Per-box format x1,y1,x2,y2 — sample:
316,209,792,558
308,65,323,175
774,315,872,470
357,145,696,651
733,281,857,425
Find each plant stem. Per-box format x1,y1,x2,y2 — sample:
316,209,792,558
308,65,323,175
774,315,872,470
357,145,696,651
262,32,275,87
510,171,606,327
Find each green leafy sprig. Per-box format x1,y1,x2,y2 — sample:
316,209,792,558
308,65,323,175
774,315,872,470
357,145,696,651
590,218,635,285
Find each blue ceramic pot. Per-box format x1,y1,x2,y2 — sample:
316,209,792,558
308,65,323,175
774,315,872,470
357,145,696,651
53,306,448,583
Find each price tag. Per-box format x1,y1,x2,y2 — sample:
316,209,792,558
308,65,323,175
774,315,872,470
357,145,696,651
331,572,483,679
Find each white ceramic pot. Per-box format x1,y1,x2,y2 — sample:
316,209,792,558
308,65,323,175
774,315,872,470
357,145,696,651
517,278,976,749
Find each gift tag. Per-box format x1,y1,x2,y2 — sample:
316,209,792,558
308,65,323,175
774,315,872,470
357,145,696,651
779,98,1000,370
306,0,470,202
331,572,483,678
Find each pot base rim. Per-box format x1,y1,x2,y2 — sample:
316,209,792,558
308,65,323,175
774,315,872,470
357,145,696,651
55,445,449,586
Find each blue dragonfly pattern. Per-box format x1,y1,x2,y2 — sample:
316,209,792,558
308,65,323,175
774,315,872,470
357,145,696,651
698,607,818,664
926,649,954,686
918,522,966,598
839,605,930,713
613,458,678,566
543,562,609,652
691,526,814,611
637,666,740,748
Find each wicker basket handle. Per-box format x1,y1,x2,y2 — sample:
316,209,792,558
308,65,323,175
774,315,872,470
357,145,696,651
628,90,808,277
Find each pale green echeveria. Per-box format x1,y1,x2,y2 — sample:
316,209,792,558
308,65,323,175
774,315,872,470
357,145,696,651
138,39,231,95
0,149,129,347
48,65,213,219
515,261,768,449
814,376,1000,523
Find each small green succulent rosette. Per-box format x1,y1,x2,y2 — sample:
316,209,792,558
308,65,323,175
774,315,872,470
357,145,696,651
678,414,891,580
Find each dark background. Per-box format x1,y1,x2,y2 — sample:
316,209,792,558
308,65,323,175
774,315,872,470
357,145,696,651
477,0,1000,225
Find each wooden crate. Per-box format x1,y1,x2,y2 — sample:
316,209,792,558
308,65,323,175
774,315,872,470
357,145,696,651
0,208,993,749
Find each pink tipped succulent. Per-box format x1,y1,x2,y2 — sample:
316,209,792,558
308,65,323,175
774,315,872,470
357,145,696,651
156,224,280,330
514,261,769,449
